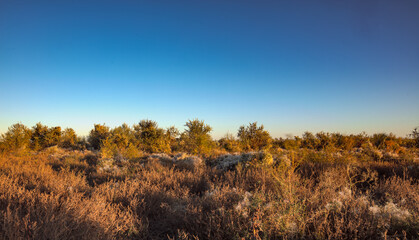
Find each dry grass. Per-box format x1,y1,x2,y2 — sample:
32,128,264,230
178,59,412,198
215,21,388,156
0,148,418,239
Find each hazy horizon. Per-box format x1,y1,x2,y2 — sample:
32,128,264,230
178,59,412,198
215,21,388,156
1,0,418,138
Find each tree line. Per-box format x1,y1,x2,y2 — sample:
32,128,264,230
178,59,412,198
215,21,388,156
0,120,418,157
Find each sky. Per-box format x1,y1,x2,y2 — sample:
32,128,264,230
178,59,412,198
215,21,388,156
0,0,418,138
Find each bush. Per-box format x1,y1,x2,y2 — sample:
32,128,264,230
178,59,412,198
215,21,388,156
218,133,241,152
100,124,142,159
273,136,301,150
133,120,170,153
59,128,78,149
180,119,214,154
411,127,419,148
0,123,32,153
88,124,110,150
30,123,62,150
237,122,272,151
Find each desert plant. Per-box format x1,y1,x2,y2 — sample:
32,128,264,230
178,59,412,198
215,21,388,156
30,123,62,150
88,124,110,150
411,127,419,148
133,120,170,153
180,119,214,154
301,131,320,150
219,133,242,152
166,126,180,151
237,122,272,151
0,123,32,153
59,128,78,149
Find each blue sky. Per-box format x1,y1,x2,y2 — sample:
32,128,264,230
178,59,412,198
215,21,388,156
1,0,418,138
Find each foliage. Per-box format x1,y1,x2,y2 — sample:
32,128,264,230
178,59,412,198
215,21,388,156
218,133,241,152
248,151,274,168
30,123,50,150
30,123,62,150
0,123,419,239
301,131,319,149
46,126,62,147
100,125,142,159
332,133,356,150
273,136,301,150
181,119,213,154
411,127,419,148
165,126,180,151
1,122,419,157
59,128,78,149
133,120,171,153
0,148,418,239
88,124,110,150
0,123,32,153
237,122,272,151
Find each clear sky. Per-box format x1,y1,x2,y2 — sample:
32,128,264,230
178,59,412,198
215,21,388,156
1,0,418,138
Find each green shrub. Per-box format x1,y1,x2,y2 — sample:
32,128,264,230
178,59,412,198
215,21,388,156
180,119,214,154
100,124,142,159
0,123,32,153
237,122,272,151
59,128,78,149
411,127,419,148
30,123,62,150
88,124,110,150
219,133,241,152
133,120,171,153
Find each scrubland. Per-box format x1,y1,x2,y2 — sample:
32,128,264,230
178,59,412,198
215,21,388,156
0,121,418,239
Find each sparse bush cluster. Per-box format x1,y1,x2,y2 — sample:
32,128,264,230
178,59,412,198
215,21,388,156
2,120,417,157
0,121,418,239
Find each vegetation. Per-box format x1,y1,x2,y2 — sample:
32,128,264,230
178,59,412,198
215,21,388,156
180,119,214,154
238,122,272,151
0,121,418,239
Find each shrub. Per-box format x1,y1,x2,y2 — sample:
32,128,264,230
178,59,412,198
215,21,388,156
29,123,63,151
411,127,419,148
218,133,241,152
88,124,110,150
273,136,301,150
133,120,170,153
332,133,356,150
166,126,180,152
180,119,214,154
237,122,272,151
0,123,32,153
101,138,142,160
59,128,78,149
301,131,319,149
315,132,334,151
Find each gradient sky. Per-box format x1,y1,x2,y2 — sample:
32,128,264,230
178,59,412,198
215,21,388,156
1,0,418,138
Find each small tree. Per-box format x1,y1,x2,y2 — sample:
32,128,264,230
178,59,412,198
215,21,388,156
88,124,110,150
237,122,272,151
166,126,180,152
45,126,62,147
0,123,32,152
181,119,213,154
411,127,419,148
100,124,141,159
60,128,78,149
315,132,334,151
219,133,241,152
301,131,319,149
133,120,170,153
30,123,62,150
332,133,355,151
273,136,301,150
113,123,135,141
30,123,49,150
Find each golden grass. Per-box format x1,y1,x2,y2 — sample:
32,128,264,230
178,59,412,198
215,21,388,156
0,149,418,239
